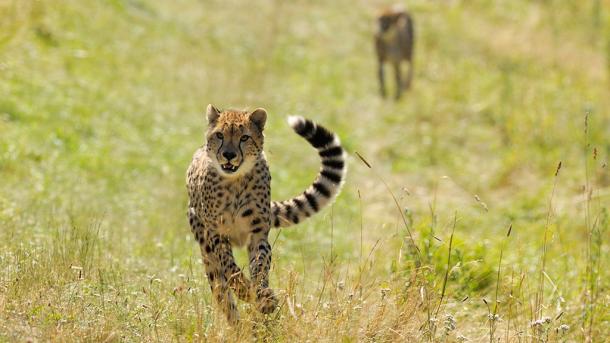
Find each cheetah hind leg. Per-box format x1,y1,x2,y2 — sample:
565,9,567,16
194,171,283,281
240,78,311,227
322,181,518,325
404,59,413,91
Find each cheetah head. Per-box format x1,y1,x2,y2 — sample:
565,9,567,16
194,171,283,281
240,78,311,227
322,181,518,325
377,7,405,34
205,104,266,178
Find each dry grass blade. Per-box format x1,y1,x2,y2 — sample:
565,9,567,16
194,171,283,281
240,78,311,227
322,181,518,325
355,151,372,169
434,213,457,319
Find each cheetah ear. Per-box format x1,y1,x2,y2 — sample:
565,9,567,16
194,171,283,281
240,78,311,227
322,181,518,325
206,104,221,125
249,108,267,131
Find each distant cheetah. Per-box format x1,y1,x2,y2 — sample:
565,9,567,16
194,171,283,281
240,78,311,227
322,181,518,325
186,105,346,324
375,5,415,99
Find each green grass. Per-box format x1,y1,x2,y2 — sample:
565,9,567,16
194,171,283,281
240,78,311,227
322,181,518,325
1,0,609,341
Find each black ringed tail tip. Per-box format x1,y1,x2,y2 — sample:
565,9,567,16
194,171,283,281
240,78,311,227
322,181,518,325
271,116,347,228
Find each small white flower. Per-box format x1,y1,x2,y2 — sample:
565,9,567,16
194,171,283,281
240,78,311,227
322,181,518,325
444,314,457,332
337,281,345,290
380,288,391,299
558,324,569,334
531,317,551,327
488,313,501,321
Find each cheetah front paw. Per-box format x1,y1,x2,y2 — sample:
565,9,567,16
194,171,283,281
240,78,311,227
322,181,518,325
255,288,278,314
230,275,253,302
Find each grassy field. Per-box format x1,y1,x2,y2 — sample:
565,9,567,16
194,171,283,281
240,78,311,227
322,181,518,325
1,0,609,341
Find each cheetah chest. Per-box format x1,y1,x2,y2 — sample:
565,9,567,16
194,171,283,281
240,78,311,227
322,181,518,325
217,210,253,247
213,179,268,247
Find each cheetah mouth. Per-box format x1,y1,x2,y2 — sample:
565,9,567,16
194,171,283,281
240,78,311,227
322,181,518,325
221,163,239,173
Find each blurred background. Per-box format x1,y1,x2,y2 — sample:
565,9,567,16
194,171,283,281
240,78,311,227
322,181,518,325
0,0,608,341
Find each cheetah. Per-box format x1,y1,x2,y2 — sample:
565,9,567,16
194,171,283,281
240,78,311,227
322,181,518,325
186,105,346,324
375,5,415,100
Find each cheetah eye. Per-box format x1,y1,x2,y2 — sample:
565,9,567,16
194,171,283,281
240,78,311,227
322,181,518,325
240,135,250,142
215,132,223,140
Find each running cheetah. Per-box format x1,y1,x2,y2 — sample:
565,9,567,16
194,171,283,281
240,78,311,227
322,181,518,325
186,105,346,324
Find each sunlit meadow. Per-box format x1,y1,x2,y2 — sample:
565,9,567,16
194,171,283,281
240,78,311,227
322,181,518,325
0,0,608,341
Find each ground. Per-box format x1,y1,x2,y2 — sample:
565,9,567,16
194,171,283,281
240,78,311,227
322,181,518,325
0,0,608,341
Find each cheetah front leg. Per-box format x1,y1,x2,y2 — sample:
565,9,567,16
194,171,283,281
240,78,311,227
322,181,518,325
247,224,277,314
375,38,387,98
199,238,240,325
189,209,250,324
217,239,253,303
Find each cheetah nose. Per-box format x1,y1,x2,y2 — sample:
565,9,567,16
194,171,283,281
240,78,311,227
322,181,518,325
222,151,237,161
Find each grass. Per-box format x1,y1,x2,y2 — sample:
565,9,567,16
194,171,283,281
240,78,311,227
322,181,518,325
1,0,609,341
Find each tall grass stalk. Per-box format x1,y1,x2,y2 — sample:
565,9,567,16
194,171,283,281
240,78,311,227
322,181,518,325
534,161,562,327
434,213,456,319
429,213,456,341
581,109,606,340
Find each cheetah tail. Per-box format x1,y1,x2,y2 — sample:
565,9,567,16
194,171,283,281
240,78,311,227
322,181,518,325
270,116,347,228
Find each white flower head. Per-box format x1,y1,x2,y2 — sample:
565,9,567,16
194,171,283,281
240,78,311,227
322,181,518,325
380,287,391,299
443,314,457,334
488,313,501,321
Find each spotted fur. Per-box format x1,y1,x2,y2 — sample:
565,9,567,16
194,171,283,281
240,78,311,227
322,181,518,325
186,105,346,324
